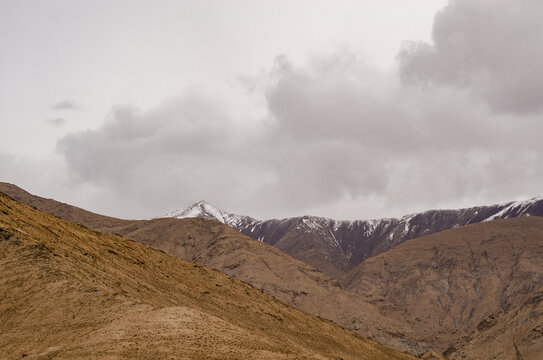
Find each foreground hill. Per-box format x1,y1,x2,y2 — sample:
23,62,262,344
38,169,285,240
163,198,543,278
0,183,421,353
0,193,415,360
446,288,543,360
343,217,543,352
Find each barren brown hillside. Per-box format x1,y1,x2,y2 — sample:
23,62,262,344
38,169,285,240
5,182,543,356
446,288,543,360
343,217,543,352
0,193,416,360
107,216,423,353
0,182,423,353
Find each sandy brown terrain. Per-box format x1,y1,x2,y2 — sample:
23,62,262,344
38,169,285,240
343,217,543,352
111,217,424,352
0,192,417,360
0,182,423,353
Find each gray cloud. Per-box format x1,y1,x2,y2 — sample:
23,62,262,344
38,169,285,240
398,0,543,114
53,99,84,111
57,89,274,218
263,53,543,216
57,48,543,220
46,117,67,127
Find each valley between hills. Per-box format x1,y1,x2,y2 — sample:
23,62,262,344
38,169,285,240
1,182,543,359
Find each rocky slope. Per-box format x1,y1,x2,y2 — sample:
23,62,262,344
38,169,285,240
0,192,416,360
0,183,422,353
343,217,543,353
445,288,543,360
4,182,543,355
164,198,543,278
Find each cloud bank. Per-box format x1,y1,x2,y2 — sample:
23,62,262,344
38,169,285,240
55,0,543,220
398,0,543,114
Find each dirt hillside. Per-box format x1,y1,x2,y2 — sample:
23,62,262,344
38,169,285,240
0,182,422,353
0,192,416,360
343,217,543,352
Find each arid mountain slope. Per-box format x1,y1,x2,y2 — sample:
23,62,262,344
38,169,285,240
3,182,543,279
445,288,543,360
0,184,422,353
0,193,416,360
5,183,543,355
102,216,423,353
343,217,543,352
164,198,543,278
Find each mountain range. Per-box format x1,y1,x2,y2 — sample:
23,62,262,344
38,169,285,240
163,198,543,277
2,181,543,359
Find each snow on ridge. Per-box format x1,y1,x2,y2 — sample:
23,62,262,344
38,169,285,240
483,197,542,222
161,197,542,229
163,200,227,221
163,208,186,218
399,214,416,236
162,200,254,226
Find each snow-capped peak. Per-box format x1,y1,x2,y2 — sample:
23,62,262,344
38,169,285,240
164,201,229,222
483,197,543,222
163,201,255,227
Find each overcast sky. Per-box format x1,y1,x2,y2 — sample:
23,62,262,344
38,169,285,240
1,0,542,220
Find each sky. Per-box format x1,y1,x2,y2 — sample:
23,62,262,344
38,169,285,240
1,0,542,220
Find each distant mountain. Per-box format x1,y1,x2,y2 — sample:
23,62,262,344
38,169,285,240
342,217,543,353
164,198,543,277
164,200,256,227
0,192,415,360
